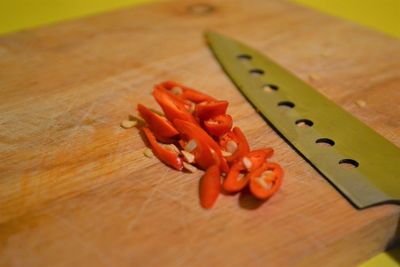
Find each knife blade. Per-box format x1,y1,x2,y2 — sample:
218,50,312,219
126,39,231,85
205,31,400,208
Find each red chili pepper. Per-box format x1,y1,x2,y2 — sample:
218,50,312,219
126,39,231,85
152,86,198,125
243,148,274,171
223,160,246,193
173,119,229,173
199,164,220,209
161,80,215,103
249,162,283,200
223,149,274,193
155,84,195,113
137,104,178,140
203,114,233,137
142,127,183,171
219,127,250,163
194,100,229,121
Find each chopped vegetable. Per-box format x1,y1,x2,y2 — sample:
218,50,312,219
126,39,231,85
152,86,198,125
136,81,284,209
199,164,220,209
161,80,215,103
249,162,283,200
203,114,233,137
223,149,274,193
137,104,178,139
194,100,229,120
219,127,250,163
142,127,183,171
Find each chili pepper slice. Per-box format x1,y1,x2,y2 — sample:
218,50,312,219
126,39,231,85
137,104,179,139
142,127,183,171
199,164,221,209
152,86,198,125
249,162,283,200
173,119,229,173
223,149,274,193
195,100,229,121
243,148,274,171
155,83,195,113
223,160,246,193
219,127,250,163
203,114,233,137
162,80,215,103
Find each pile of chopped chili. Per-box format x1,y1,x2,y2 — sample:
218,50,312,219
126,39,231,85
137,81,283,209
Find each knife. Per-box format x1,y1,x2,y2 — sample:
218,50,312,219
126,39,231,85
205,31,400,208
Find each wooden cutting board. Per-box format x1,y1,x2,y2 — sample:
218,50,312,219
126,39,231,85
1,0,399,266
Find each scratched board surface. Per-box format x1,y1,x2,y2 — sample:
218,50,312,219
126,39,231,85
1,0,400,266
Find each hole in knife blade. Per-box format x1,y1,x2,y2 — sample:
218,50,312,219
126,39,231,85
277,101,295,108
263,84,279,93
315,138,335,147
295,119,313,128
339,159,359,169
237,54,252,61
249,69,264,76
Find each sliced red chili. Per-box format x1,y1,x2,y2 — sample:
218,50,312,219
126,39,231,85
219,127,250,163
137,104,178,140
249,162,283,200
199,164,220,209
242,148,274,171
152,86,198,125
173,119,229,173
172,122,215,170
155,83,195,113
161,80,215,103
194,100,229,121
203,114,233,137
142,127,183,171
223,149,274,193
223,160,246,193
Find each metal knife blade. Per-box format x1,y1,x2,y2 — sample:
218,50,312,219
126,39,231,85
205,31,400,208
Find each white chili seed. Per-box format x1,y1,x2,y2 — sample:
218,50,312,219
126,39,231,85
226,140,238,153
171,86,183,95
256,177,272,189
221,150,232,157
121,120,137,129
181,150,195,163
355,100,366,108
163,144,180,154
242,157,252,170
185,139,197,152
143,148,154,158
183,162,197,173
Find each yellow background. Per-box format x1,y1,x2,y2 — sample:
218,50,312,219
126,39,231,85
0,0,399,37
0,0,399,266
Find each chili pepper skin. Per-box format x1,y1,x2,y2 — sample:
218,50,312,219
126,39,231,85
223,160,246,193
161,80,215,103
223,149,274,193
249,162,283,200
152,87,198,125
244,149,274,171
142,127,183,171
173,119,229,173
137,104,179,139
204,114,233,137
199,164,221,209
220,127,250,163
195,100,229,120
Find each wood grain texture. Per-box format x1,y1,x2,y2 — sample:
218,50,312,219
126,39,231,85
0,0,399,266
